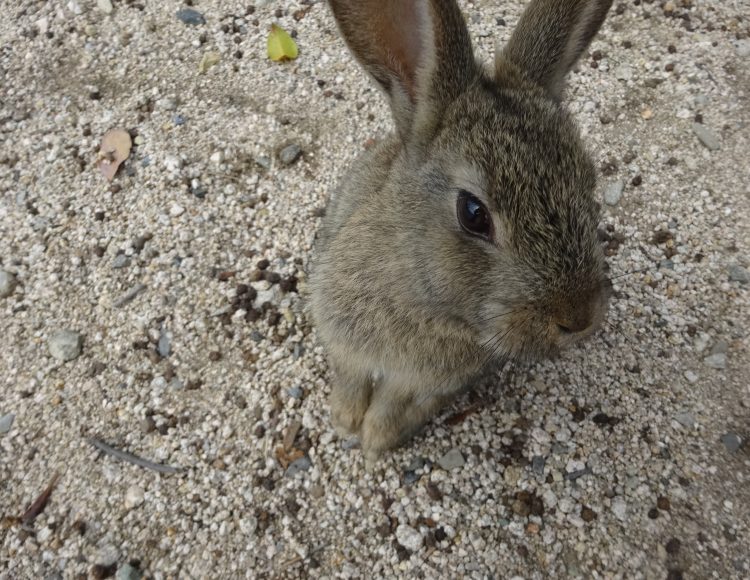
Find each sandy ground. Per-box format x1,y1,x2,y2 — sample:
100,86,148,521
1,0,749,578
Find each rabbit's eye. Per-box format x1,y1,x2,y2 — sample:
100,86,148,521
457,190,492,239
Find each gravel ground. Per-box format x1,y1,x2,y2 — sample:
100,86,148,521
1,1,749,578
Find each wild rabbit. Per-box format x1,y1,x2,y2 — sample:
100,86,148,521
310,0,613,463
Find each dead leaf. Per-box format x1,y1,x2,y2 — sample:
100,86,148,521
275,445,304,469
199,51,221,73
98,129,132,181
282,420,302,452
267,24,298,62
21,472,60,523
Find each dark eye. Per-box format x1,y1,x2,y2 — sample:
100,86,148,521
456,190,492,239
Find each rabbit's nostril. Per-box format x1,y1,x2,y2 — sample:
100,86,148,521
557,323,575,335
553,314,593,335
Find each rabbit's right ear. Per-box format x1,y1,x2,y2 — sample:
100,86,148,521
328,0,476,143
498,0,613,99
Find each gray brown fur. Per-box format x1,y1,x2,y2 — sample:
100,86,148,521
311,0,614,463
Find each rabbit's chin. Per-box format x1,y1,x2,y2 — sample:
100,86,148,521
479,318,601,366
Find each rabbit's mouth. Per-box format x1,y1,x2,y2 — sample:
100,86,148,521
478,291,607,363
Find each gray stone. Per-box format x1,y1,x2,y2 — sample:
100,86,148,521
97,0,113,14
112,254,131,269
703,352,726,369
531,455,546,476
48,330,83,362
614,65,633,81
285,456,312,477
395,524,423,552
692,123,721,151
158,329,171,358
611,496,628,521
604,180,625,206
565,467,592,481
728,264,750,284
0,413,15,434
176,8,205,25
0,269,16,298
287,386,303,399
710,341,729,355
437,448,465,470
674,412,696,429
405,456,426,473
737,40,750,58
684,370,699,384
255,155,272,170
279,144,302,166
116,564,142,580
720,433,742,453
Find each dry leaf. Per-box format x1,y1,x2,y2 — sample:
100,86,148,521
98,129,132,181
199,51,221,73
275,445,304,469
282,420,302,452
641,107,653,120
267,24,298,62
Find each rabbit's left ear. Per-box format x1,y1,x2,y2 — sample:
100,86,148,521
497,0,613,99
329,0,477,142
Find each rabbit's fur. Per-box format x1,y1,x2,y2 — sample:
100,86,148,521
310,0,614,463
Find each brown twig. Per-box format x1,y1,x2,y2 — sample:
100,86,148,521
21,472,60,523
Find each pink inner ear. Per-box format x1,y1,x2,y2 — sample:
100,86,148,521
374,1,426,102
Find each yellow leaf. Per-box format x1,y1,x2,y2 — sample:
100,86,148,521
267,24,298,62
199,51,221,74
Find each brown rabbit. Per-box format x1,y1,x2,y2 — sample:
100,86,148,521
310,0,614,464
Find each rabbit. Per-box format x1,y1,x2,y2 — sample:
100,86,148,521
310,0,614,464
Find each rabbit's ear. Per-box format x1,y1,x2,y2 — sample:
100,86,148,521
497,0,613,99
329,0,476,141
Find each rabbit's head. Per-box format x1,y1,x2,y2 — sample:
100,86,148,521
327,0,613,362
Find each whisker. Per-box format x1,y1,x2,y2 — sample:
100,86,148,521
476,310,518,325
603,266,653,283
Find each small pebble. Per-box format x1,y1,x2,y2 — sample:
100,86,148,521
125,485,145,509
158,329,172,358
0,269,16,298
48,330,83,362
395,524,423,552
285,456,311,477
720,433,741,453
116,564,143,580
684,370,699,384
692,123,721,151
703,352,726,370
112,254,131,269
728,264,749,284
279,144,302,166
97,0,113,14
437,448,465,470
674,412,696,429
0,413,15,434
611,496,628,521
604,180,625,206
176,8,205,25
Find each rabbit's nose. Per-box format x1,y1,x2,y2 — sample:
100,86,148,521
552,299,599,337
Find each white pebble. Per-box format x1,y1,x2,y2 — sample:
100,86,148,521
395,524,423,552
